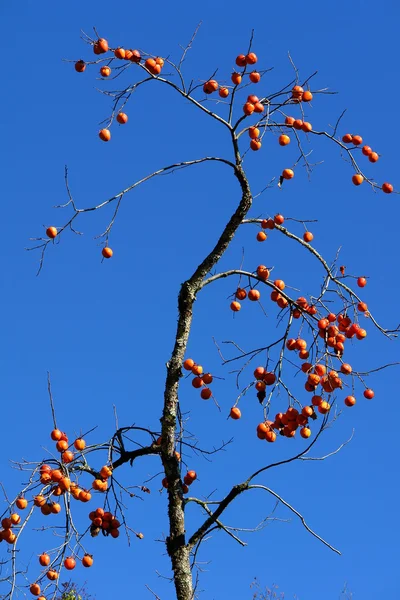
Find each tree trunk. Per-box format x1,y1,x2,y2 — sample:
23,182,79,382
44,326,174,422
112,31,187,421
161,163,252,599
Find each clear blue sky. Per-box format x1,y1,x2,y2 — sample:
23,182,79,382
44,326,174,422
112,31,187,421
1,1,399,599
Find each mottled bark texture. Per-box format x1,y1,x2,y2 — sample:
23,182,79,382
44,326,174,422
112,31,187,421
160,164,252,600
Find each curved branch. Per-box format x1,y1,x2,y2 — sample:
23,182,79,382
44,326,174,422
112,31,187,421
247,484,341,554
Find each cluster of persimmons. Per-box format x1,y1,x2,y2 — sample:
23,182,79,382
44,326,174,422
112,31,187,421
0,427,123,597
182,256,375,442
75,40,393,194
62,38,393,269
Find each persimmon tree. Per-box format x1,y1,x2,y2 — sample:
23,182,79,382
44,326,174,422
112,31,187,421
1,26,398,600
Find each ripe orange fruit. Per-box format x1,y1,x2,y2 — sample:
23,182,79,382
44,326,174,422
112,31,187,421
145,58,161,75
303,231,313,243
231,72,242,85
282,168,294,180
344,395,356,407
256,265,270,279
262,218,275,229
265,430,277,443
356,328,367,339
340,363,352,375
352,135,362,146
130,50,141,63
33,495,46,507
300,427,311,438
100,465,113,479
362,145,372,156
235,54,247,67
39,553,50,567
16,497,28,510
270,290,281,302
50,502,61,514
114,48,126,59
50,428,62,441
74,438,86,451
256,231,267,242
358,301,368,312
50,469,63,482
264,372,276,385
64,556,76,570
312,395,322,407
59,476,71,491
302,90,313,102
100,66,111,77
203,80,219,94
235,288,247,300
46,226,57,239
230,407,241,419
30,584,41,596
382,182,393,194
75,60,86,73
1,517,12,529
202,373,213,385
301,121,312,133
286,339,297,351
186,470,197,483
249,126,260,139
253,102,264,113
243,102,255,115
293,119,303,130
301,406,314,418
357,277,367,287
200,388,212,400
291,85,304,100
219,87,229,98
368,152,379,163
256,423,268,439
183,358,194,371
192,377,204,388
62,450,74,464
285,116,295,126
352,174,363,186
364,389,374,399
82,554,94,568
10,513,21,525
279,134,290,146
46,570,58,581
254,366,266,380
277,297,288,309
230,301,241,312
95,38,109,54
248,289,260,301
250,139,262,151
191,364,203,375
40,472,51,484
116,112,128,124
56,439,68,452
249,71,260,83
342,134,353,144
102,247,113,258
318,401,330,414
246,52,258,64
296,339,307,351
99,129,111,142
247,93,259,104
274,279,285,290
